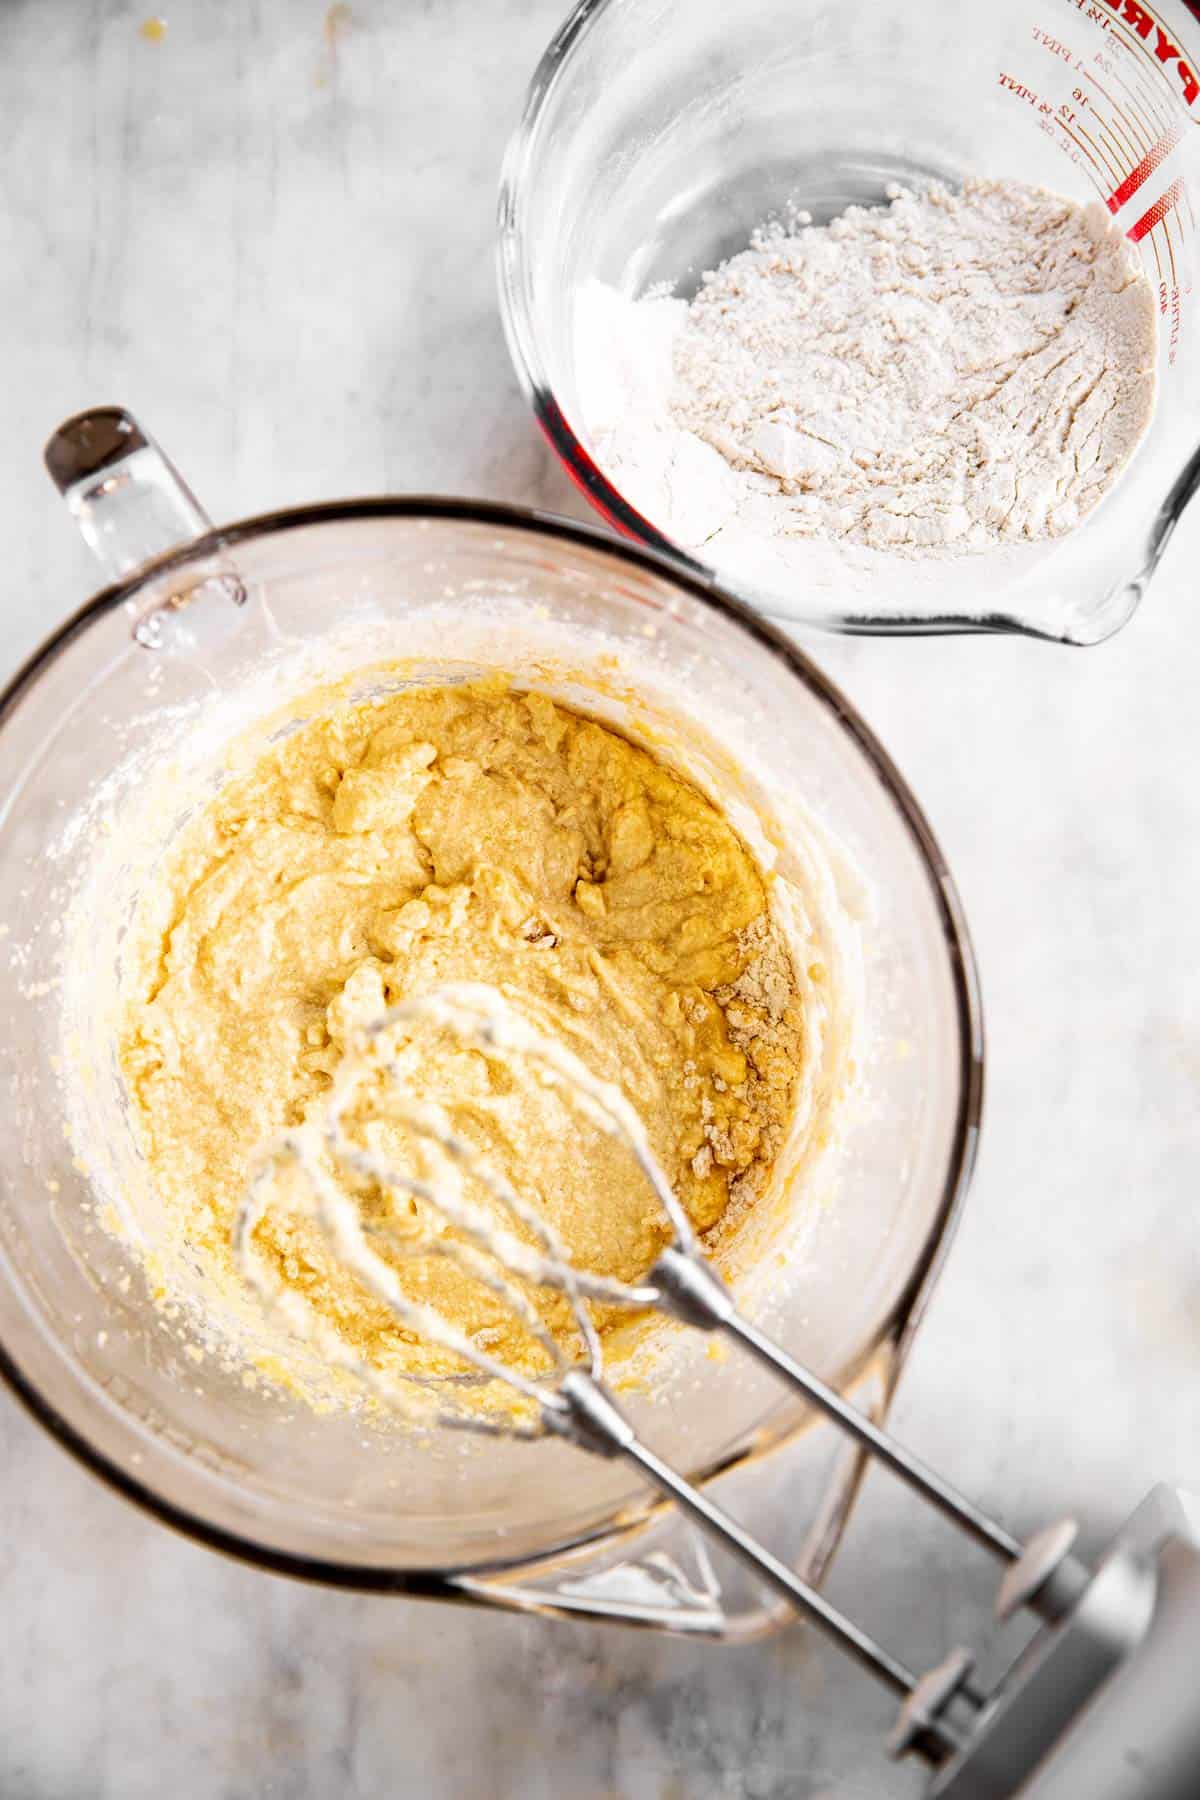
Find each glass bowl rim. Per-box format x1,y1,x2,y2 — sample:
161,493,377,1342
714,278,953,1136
495,0,691,571
0,493,984,1590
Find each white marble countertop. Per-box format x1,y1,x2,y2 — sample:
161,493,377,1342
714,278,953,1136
1,3,1197,1795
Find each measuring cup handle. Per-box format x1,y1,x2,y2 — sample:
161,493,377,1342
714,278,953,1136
43,407,213,583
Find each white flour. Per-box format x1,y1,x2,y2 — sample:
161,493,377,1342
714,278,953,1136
577,181,1157,576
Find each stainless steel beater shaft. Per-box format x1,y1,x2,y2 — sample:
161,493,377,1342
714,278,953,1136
243,985,1200,1792
554,1368,959,1746
537,1251,1200,1798
550,1231,1076,1766
650,1248,1028,1568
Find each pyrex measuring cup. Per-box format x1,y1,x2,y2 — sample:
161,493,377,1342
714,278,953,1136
0,408,980,1635
499,0,1200,642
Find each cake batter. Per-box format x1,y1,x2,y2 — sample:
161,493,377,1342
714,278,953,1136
120,680,805,1381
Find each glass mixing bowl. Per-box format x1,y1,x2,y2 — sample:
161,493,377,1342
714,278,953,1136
498,0,1200,644
0,407,980,1636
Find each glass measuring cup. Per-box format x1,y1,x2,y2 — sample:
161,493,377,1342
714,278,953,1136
499,0,1200,644
0,408,980,1634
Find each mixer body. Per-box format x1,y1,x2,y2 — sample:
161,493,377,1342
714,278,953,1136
934,1488,1200,1800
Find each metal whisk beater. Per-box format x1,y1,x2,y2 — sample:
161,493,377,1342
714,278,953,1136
234,983,1200,1799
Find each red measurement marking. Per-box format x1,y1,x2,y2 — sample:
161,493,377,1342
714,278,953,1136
1100,121,1134,169
1089,66,1150,151
998,71,1040,103
1127,174,1185,239
1055,116,1110,197
1100,1,1200,107
1106,121,1183,210
1032,25,1075,61
1079,119,1123,183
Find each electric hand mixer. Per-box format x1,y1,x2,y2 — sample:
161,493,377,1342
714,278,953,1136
236,983,1200,1799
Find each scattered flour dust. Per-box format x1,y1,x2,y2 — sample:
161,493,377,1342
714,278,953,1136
577,180,1158,578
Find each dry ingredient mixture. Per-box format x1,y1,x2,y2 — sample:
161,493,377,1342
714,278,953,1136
119,681,805,1381
579,180,1157,570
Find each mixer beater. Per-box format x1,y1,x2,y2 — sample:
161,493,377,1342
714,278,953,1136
235,984,1200,1799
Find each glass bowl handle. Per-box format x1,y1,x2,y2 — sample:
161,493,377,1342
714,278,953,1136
43,406,211,581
